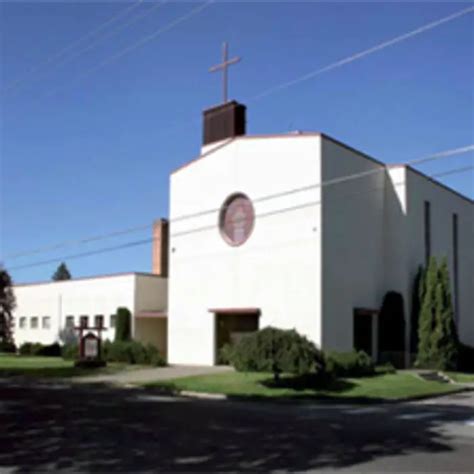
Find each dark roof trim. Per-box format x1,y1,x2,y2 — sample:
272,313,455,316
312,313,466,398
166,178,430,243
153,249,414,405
208,307,261,316
14,271,165,288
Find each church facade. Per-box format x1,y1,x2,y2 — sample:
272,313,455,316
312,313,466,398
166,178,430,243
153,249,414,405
168,101,473,366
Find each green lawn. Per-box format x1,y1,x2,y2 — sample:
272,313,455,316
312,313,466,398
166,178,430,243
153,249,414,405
0,354,130,378
445,371,474,383
145,371,464,402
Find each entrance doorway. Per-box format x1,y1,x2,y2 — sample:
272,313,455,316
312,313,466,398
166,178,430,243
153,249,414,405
209,308,260,364
353,308,378,359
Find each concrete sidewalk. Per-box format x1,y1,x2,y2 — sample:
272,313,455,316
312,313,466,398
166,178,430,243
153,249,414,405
72,364,232,385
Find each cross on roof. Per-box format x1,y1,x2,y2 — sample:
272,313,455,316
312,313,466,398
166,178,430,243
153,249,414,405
209,42,241,104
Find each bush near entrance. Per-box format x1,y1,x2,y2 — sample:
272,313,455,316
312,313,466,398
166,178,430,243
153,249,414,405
225,327,325,381
19,342,61,357
325,350,375,377
62,340,165,367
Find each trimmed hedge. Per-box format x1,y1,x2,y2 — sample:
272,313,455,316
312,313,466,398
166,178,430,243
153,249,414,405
0,341,16,353
115,307,132,342
226,327,325,380
325,350,375,377
103,340,166,366
19,342,61,357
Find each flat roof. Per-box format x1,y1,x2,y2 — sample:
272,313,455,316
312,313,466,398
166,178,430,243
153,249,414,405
172,132,472,204
14,271,165,288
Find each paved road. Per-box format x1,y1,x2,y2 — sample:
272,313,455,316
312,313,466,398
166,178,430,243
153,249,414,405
1,379,473,472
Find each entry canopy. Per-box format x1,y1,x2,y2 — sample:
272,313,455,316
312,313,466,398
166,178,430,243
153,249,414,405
208,308,261,316
136,311,167,319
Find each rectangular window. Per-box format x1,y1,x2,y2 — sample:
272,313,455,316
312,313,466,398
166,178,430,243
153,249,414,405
19,317,27,329
453,213,459,324
94,315,104,328
42,316,51,329
65,316,75,328
80,315,88,328
110,314,116,328
30,317,39,329
424,201,431,265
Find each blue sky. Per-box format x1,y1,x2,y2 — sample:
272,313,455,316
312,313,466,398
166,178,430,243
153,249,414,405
1,1,473,283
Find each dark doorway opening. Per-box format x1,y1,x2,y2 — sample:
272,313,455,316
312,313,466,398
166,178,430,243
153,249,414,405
353,308,377,358
210,308,260,364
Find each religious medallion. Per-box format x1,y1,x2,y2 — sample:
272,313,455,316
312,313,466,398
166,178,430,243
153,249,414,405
219,193,255,246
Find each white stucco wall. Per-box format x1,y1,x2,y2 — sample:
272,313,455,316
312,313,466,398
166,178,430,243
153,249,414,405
12,272,167,347
168,135,323,365
403,168,474,347
320,137,387,351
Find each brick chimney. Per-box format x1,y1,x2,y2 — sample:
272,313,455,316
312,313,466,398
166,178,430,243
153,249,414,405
152,219,169,277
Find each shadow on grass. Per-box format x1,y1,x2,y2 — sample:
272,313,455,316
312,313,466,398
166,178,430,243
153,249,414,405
1,379,472,472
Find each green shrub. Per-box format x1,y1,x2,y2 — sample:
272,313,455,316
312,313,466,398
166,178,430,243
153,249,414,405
62,343,79,360
115,307,132,342
376,362,396,375
458,343,474,373
37,342,61,357
218,343,235,365
103,340,165,366
145,343,166,367
0,340,16,353
229,327,325,381
19,342,42,356
325,350,375,377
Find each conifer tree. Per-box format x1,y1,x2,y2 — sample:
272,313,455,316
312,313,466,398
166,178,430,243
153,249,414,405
416,256,438,367
115,307,131,342
431,258,458,369
52,262,71,281
0,267,16,349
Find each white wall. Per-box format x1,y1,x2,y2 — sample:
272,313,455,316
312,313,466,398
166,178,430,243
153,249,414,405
12,273,167,347
320,137,387,351
168,135,322,365
403,168,474,346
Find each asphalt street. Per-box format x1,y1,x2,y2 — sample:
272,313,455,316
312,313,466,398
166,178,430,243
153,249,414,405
1,378,473,472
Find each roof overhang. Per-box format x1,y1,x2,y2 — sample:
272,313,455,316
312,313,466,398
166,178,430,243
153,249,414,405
208,307,261,316
136,311,167,319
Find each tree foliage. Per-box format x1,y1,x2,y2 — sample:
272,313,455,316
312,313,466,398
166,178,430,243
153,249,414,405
0,266,16,348
115,307,132,342
52,262,71,281
227,327,325,381
416,256,459,370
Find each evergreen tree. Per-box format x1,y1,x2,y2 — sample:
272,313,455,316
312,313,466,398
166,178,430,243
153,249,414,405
431,258,458,370
416,256,438,367
115,307,132,342
0,267,16,349
52,262,71,281
410,266,425,354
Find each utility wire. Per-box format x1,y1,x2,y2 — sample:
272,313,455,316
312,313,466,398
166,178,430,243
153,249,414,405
252,5,474,101
8,0,169,96
7,164,473,272
38,0,215,100
1,0,146,94
3,145,472,262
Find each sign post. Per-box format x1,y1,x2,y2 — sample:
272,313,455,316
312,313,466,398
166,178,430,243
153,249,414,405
74,320,106,368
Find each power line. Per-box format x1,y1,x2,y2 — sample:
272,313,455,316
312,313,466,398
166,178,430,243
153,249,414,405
252,5,474,101
6,0,169,98
170,164,474,239
1,0,146,94
38,0,215,100
4,144,472,263
7,163,472,271
8,237,154,271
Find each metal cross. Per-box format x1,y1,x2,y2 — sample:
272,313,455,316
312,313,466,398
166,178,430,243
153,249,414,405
209,42,241,104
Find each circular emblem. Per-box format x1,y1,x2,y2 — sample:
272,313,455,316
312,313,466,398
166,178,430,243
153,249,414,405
219,193,255,246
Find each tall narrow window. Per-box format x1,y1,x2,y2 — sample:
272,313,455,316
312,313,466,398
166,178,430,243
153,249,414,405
453,213,459,324
424,201,431,265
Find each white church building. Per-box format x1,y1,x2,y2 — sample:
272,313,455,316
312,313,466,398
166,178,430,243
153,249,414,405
11,101,473,367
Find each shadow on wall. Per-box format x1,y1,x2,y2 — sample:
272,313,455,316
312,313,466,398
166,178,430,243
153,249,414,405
0,381,471,472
